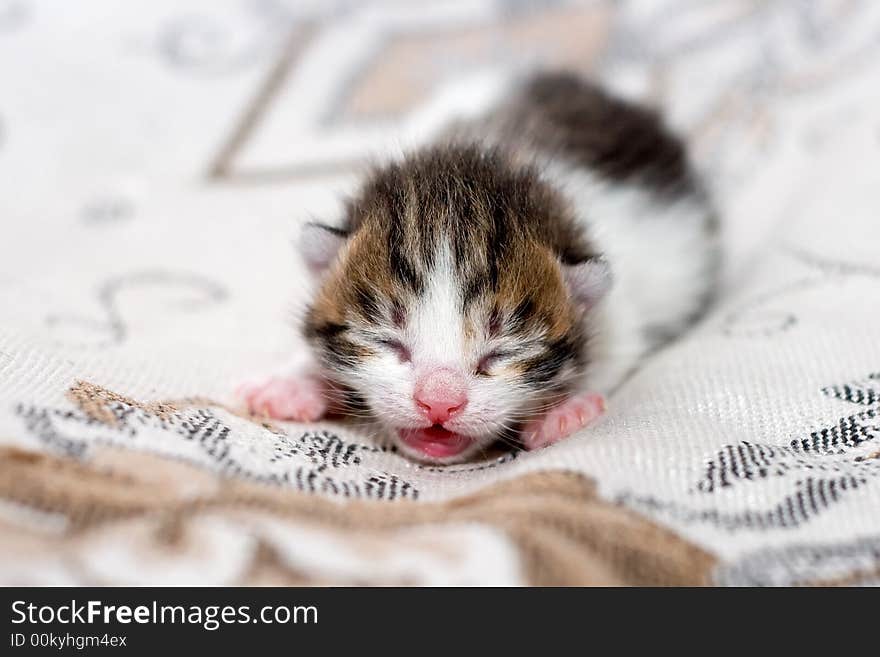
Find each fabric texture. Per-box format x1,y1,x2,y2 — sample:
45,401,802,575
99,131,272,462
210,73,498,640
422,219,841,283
1,0,879,585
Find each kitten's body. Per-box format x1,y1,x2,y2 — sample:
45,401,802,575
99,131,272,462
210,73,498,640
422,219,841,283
453,73,719,391
240,73,719,463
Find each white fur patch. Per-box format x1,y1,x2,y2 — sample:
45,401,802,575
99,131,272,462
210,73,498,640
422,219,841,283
407,245,466,369
541,160,718,393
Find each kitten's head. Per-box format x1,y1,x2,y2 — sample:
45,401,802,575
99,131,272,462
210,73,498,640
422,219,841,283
301,144,610,463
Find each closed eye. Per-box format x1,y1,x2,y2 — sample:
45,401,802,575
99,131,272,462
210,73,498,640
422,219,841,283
379,338,411,363
475,350,507,376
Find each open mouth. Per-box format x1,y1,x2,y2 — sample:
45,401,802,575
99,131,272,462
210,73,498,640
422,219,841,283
397,426,474,459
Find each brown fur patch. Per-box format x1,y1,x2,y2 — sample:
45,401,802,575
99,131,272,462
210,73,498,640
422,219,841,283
495,241,574,340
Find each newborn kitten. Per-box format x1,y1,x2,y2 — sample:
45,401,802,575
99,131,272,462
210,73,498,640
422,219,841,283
239,72,719,464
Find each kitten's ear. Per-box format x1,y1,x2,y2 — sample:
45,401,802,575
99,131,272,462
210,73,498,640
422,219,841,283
299,222,349,274
563,256,613,310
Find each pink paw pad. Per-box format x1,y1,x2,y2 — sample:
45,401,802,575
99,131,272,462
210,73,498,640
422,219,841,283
521,392,606,451
236,376,327,422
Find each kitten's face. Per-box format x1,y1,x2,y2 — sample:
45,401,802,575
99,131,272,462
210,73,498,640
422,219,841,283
302,146,609,463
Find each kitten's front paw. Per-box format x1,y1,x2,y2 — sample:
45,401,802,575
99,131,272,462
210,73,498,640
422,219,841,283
237,375,328,422
521,392,606,451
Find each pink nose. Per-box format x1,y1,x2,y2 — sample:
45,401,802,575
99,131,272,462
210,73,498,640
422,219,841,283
414,368,467,424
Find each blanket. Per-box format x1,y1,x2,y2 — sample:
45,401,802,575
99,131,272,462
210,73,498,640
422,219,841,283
2,0,879,586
